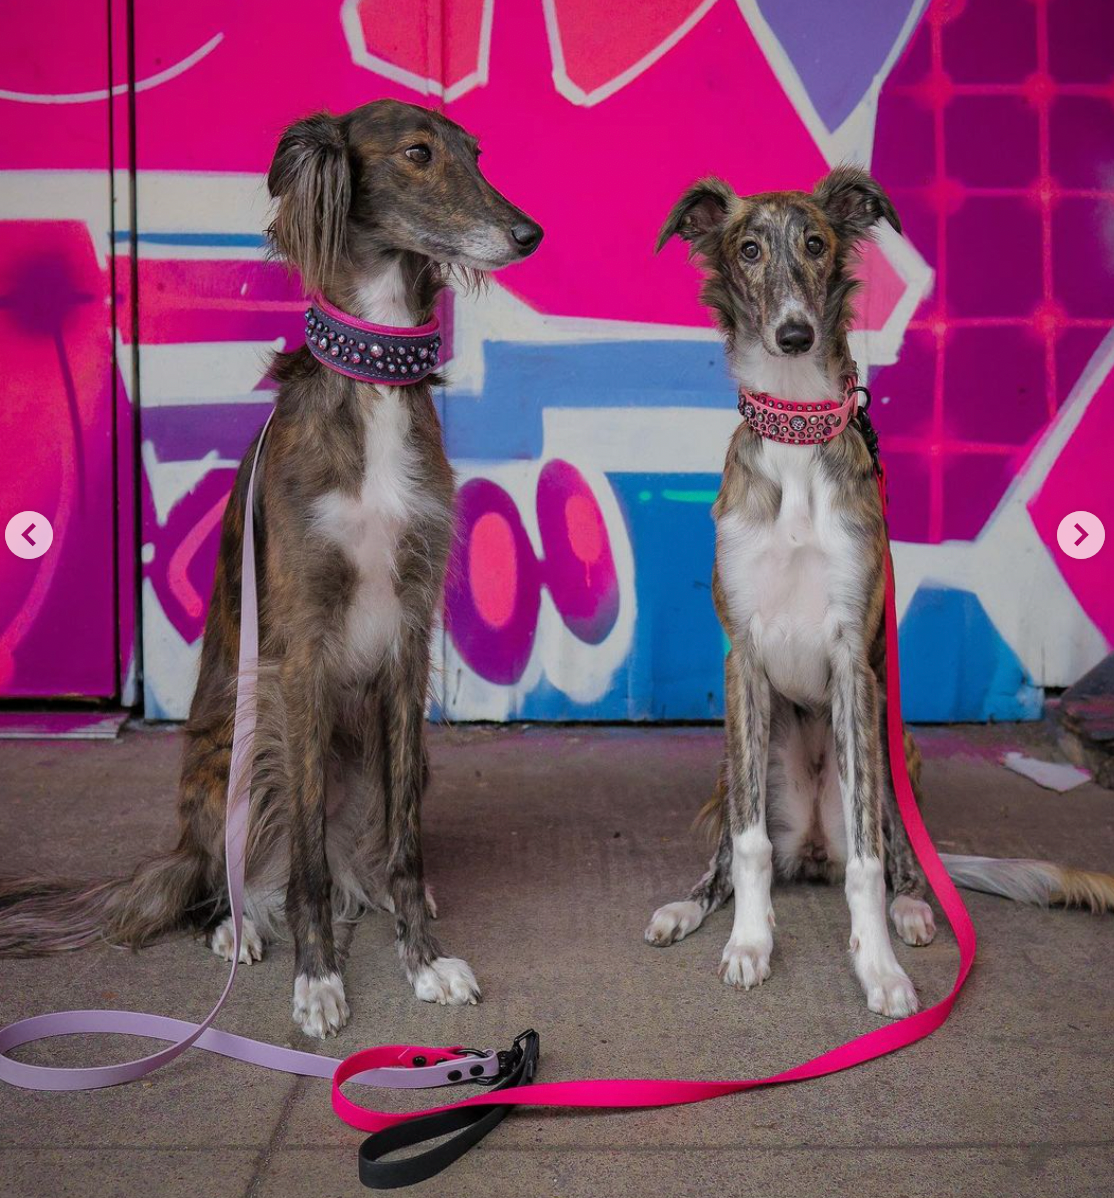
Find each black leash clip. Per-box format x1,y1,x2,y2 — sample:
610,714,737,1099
358,1030,541,1190
474,1028,540,1087
849,383,883,481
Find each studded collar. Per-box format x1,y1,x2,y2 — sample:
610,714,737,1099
304,297,443,384
737,377,863,446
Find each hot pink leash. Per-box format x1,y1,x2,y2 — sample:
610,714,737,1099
332,463,978,1130
0,410,976,1187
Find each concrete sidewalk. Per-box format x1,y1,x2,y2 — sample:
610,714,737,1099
0,723,1111,1198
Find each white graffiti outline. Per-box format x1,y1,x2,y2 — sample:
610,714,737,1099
542,0,719,108
341,0,494,102
889,331,1114,689
735,0,928,164
0,33,224,105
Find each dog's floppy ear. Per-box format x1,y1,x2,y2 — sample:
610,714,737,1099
266,112,352,294
812,165,901,242
655,177,735,252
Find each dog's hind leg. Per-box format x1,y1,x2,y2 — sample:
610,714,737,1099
880,709,936,946
645,765,734,946
384,633,480,1006
831,637,918,1017
282,652,350,1039
718,644,776,990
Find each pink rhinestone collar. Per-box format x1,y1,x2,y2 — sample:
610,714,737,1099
737,377,862,446
304,296,443,384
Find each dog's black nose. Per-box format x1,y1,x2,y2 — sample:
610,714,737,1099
511,221,543,254
776,321,815,354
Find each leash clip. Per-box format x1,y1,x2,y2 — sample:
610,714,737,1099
847,383,872,412
475,1029,541,1087
846,378,883,479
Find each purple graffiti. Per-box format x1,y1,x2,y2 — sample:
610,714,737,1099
446,462,620,686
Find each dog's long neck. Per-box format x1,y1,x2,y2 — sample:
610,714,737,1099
352,258,414,325
329,252,444,327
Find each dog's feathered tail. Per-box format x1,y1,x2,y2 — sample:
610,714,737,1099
693,768,728,842
0,844,209,957
939,854,1114,913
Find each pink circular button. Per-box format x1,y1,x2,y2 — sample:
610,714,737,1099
5,511,53,560
1056,511,1105,561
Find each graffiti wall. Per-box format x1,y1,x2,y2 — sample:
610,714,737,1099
1,0,1111,721
0,0,135,701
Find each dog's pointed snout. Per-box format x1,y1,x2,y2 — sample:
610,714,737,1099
776,321,815,355
511,221,543,254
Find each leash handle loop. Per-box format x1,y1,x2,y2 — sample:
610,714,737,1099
356,1032,541,1190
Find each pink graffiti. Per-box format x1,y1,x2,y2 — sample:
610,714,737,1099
118,259,305,347
145,467,237,645
348,0,490,96
0,221,118,696
0,2,905,333
468,512,519,630
446,461,620,685
166,492,230,621
536,460,619,644
1028,363,1114,643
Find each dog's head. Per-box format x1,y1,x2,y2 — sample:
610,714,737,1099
657,166,899,365
267,99,543,295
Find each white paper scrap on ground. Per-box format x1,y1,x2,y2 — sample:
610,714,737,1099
1001,752,1091,793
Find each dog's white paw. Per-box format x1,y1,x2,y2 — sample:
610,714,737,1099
292,973,350,1039
410,957,481,1006
645,901,704,946
719,937,773,990
210,916,263,964
854,955,919,1018
890,895,936,947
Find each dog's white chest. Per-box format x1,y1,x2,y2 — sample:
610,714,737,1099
717,442,864,706
311,391,424,670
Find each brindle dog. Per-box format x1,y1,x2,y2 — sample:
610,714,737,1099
645,168,934,1017
0,99,542,1038
643,166,1114,1015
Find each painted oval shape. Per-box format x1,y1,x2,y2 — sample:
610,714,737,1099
468,511,517,630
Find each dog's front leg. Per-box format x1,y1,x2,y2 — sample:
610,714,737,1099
383,638,480,1006
719,644,775,990
283,656,350,1039
879,698,936,947
830,636,918,1017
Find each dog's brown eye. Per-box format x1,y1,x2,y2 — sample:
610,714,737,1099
741,241,760,261
806,235,824,257
405,145,432,164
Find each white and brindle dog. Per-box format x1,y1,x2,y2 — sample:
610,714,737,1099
645,167,1114,1017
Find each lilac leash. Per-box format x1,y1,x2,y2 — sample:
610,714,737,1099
0,411,499,1095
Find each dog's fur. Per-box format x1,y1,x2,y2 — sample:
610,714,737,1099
0,99,542,1038
645,167,1114,1015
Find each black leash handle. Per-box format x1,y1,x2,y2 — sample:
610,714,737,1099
358,1031,541,1189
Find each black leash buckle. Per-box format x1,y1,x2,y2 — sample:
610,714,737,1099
357,1030,541,1190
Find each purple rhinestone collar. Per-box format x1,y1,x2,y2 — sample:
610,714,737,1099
304,298,443,385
